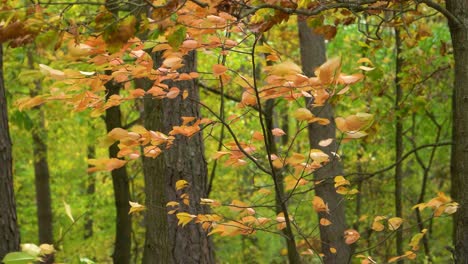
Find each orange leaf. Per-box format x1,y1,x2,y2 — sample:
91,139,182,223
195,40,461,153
213,64,228,76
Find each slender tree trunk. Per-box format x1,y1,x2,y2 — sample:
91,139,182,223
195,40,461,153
0,44,20,261
142,51,214,264
105,78,132,264
84,143,95,239
446,0,468,262
26,50,54,263
298,18,351,263
394,28,404,263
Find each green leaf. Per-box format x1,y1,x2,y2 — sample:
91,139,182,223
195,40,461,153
2,252,36,264
80,257,96,264
167,26,186,49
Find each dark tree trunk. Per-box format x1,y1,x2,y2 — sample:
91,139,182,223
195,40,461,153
26,50,54,264
447,0,468,262
298,19,351,263
105,79,132,264
394,28,404,263
142,51,214,264
0,44,20,261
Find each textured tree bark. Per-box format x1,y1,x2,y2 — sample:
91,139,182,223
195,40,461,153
394,28,404,263
0,44,20,261
105,79,132,264
298,19,351,263
446,0,468,262
26,50,54,264
142,51,214,264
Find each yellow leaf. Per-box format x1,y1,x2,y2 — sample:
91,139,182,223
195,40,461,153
409,229,427,250
293,108,314,121
39,64,66,79
388,217,403,230
309,149,329,164
230,199,249,212
63,201,74,222
372,216,386,232
176,180,189,191
176,212,196,227
39,244,55,255
166,201,179,207
330,247,337,254
129,201,146,214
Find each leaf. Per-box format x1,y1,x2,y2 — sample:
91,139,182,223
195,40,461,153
20,244,40,257
316,57,341,84
312,196,328,213
176,212,196,227
272,128,286,136
293,108,314,121
344,229,360,244
39,64,65,79
39,244,55,255
371,216,386,231
167,26,186,49
320,218,332,226
2,252,36,264
213,64,228,76
63,201,75,222
318,138,333,147
388,217,403,230
409,229,427,250
166,87,180,99
329,247,337,254
175,180,189,191
129,201,146,214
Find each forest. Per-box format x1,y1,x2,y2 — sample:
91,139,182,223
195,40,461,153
0,0,467,263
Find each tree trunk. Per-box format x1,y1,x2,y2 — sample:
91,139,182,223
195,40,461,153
142,51,214,264
105,78,132,264
0,44,20,261
84,143,95,239
26,51,54,250
298,18,351,263
446,0,468,262
394,27,404,263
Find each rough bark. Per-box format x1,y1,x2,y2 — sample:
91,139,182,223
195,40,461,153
142,51,214,264
394,27,404,263
0,44,20,261
105,79,132,264
298,19,351,263
447,0,468,262
26,51,54,258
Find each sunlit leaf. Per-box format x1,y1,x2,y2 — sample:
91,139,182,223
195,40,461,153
63,201,74,222
129,201,146,214
176,212,196,227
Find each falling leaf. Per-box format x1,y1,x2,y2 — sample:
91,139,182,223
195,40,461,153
330,247,337,254
63,201,75,222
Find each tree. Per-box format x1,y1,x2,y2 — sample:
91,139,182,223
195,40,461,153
298,19,351,263
26,50,54,264
446,0,468,261
0,43,20,261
